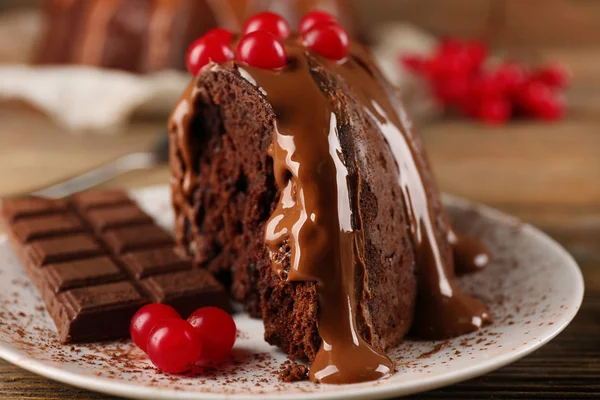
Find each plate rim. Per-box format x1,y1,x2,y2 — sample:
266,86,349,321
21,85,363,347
0,187,585,400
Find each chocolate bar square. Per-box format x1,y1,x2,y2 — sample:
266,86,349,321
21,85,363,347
85,204,153,232
12,214,84,243
120,247,192,279
59,281,147,342
27,234,104,266
140,269,229,317
103,225,174,254
2,197,67,221
71,190,132,211
44,257,125,293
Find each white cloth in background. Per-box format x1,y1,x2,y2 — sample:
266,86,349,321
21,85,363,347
0,66,189,133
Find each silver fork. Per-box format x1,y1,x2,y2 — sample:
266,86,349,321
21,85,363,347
31,136,169,199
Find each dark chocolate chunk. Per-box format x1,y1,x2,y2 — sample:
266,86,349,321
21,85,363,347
103,225,174,254
44,257,125,293
85,204,153,231
1,191,229,343
120,247,192,279
27,234,104,266
12,213,84,243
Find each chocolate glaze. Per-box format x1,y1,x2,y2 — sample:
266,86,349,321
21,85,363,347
170,37,490,383
251,44,393,384
316,44,490,340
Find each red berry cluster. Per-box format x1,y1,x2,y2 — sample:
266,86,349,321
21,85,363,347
130,304,236,374
401,38,570,125
186,11,350,75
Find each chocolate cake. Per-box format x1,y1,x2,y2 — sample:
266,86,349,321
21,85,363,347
169,20,491,384
35,0,361,73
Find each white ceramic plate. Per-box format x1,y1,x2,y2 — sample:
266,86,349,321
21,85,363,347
0,185,584,400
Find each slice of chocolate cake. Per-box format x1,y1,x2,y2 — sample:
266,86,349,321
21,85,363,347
170,15,490,384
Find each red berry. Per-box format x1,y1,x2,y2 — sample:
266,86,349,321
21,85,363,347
203,28,233,43
427,51,472,79
401,55,427,72
243,11,291,39
187,307,236,362
130,304,180,353
535,64,571,88
435,38,487,76
460,97,480,117
299,10,337,34
465,40,487,72
303,23,349,61
147,319,203,374
536,95,565,120
493,62,528,95
517,81,549,109
433,75,470,105
518,81,564,120
477,98,512,125
186,38,234,75
470,73,506,100
236,31,287,70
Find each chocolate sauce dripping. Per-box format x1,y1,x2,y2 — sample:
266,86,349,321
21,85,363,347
171,82,198,198
449,230,491,276
320,45,490,339
170,80,200,252
242,46,392,384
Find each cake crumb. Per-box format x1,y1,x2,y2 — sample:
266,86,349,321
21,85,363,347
278,363,308,382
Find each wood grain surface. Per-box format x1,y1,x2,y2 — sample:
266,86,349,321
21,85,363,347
1,48,599,399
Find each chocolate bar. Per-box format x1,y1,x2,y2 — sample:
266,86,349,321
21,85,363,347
1,190,229,343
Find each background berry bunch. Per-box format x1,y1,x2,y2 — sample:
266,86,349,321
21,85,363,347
186,10,349,75
401,38,570,125
130,304,236,374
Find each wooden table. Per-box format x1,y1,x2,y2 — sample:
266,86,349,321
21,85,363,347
1,50,599,399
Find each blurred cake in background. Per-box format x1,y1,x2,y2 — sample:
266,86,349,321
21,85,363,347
34,0,362,73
